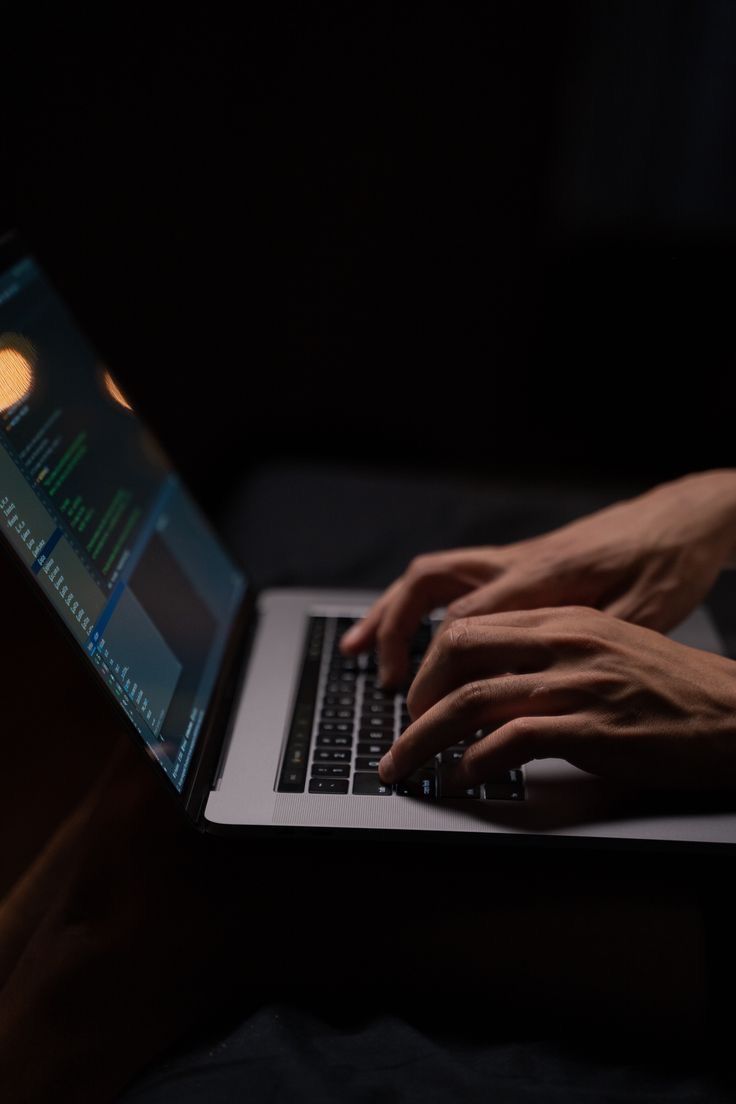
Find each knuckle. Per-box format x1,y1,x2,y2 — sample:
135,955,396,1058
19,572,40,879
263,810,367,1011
580,670,619,696
510,714,536,734
553,628,601,654
456,746,480,780
406,553,434,579
446,597,472,620
582,662,617,688
443,619,472,655
456,679,489,713
505,716,539,757
562,604,602,619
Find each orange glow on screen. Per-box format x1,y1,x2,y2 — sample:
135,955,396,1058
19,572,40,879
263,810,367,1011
102,368,132,411
0,333,35,411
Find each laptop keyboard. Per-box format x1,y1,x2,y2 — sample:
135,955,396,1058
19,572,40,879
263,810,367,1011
277,616,525,800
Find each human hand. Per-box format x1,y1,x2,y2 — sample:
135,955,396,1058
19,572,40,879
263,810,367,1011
341,469,736,686
377,606,736,788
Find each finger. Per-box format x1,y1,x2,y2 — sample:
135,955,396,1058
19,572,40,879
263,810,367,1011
448,713,588,787
601,591,640,622
379,675,577,783
375,568,474,688
445,571,563,621
597,556,691,629
407,621,550,720
438,605,594,635
339,580,402,654
415,607,595,715
342,548,506,665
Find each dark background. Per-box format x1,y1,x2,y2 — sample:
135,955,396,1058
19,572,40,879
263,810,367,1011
2,3,735,515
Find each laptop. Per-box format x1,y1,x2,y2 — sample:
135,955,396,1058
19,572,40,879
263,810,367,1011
0,229,734,853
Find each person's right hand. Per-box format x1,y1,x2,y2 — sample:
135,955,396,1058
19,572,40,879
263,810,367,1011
340,469,736,687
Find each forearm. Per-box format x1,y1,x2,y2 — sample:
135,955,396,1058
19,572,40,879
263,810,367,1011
697,469,736,563
651,469,736,564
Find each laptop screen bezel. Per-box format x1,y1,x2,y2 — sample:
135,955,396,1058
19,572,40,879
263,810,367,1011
0,228,256,826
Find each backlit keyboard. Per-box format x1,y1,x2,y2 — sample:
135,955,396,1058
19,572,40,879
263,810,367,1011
277,616,525,800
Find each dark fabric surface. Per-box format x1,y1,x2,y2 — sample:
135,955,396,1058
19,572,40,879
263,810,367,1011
120,463,735,1102
219,461,652,590
120,1001,731,1104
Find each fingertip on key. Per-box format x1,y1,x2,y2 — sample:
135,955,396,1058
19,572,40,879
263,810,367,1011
378,663,391,688
378,660,407,691
339,626,361,652
378,750,397,784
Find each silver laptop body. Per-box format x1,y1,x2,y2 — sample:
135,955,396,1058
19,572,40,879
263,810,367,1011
205,589,736,850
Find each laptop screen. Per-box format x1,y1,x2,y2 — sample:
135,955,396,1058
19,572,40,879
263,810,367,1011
0,245,246,792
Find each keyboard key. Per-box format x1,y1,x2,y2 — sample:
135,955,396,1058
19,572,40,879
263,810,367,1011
438,767,480,798
316,734,353,748
353,773,394,796
362,703,395,717
362,716,396,731
313,749,351,763
358,740,393,756
359,727,395,740
329,669,357,682
324,694,355,707
318,722,353,736
446,786,480,799
365,692,398,706
309,778,350,794
396,772,437,798
484,769,523,784
312,765,349,777
356,755,382,770
321,708,354,721
483,783,524,801
362,684,391,697
280,767,306,790
333,657,357,675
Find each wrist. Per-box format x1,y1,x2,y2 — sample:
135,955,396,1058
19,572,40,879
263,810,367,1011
667,469,736,565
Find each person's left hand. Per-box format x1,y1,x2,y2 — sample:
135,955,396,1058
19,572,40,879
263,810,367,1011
377,607,736,789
